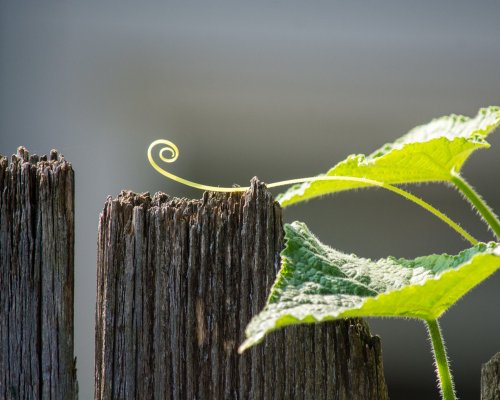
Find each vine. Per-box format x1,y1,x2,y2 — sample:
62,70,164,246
148,106,500,400
148,140,476,245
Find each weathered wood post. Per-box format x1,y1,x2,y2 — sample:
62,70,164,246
0,147,77,399
95,178,388,399
481,352,500,400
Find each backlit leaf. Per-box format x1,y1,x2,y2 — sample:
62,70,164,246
277,106,500,207
240,221,500,352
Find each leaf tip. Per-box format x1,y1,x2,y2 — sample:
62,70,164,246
238,337,260,354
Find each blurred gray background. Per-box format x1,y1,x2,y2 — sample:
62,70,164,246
1,1,500,398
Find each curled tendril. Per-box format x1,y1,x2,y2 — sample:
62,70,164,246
159,141,179,163
148,139,247,192
147,139,477,245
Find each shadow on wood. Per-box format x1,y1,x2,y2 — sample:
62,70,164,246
0,147,77,399
95,178,388,400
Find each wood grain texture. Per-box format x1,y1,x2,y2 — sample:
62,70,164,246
0,147,77,400
481,352,500,400
95,178,388,400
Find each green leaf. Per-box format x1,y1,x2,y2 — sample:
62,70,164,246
277,106,500,207
239,221,500,352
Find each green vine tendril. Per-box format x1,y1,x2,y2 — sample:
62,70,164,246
148,139,477,245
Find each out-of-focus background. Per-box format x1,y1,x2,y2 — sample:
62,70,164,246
1,1,499,398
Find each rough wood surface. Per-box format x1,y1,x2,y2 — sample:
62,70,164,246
0,147,77,399
95,178,388,400
482,352,500,400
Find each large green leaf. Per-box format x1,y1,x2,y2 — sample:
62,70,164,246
239,221,500,352
277,106,500,207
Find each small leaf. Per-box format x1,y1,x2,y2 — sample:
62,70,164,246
278,106,500,207
239,222,500,352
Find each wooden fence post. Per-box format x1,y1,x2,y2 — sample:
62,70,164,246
0,147,77,399
95,178,388,399
481,352,500,400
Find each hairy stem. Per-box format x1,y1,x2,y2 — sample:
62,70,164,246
426,319,457,400
272,177,477,245
451,171,500,240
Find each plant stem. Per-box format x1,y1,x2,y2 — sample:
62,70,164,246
378,183,477,246
426,319,457,400
451,171,500,240
274,176,478,245
148,140,478,244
